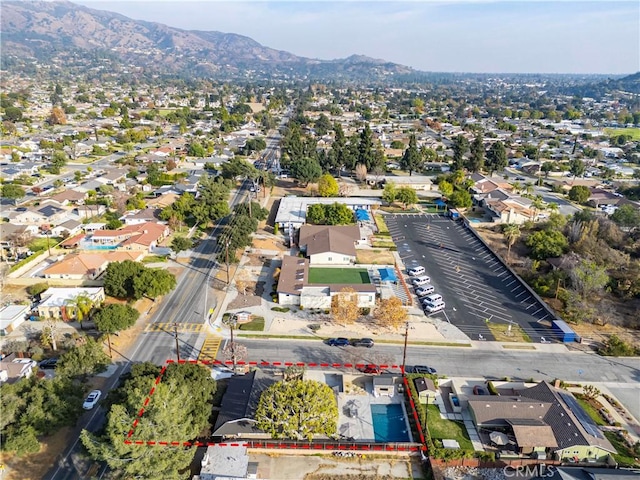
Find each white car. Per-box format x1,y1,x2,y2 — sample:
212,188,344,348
211,364,235,380
415,285,435,297
424,301,446,313
83,390,102,410
407,266,426,277
411,275,431,286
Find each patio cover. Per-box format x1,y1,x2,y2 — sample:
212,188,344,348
378,267,397,283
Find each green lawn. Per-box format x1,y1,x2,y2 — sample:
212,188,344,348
29,237,62,251
307,268,371,285
426,404,473,450
238,316,265,331
374,214,390,235
574,394,606,426
605,127,640,141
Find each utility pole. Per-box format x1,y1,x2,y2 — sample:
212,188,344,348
106,332,113,358
172,322,180,362
402,321,409,375
225,240,230,285
230,316,237,373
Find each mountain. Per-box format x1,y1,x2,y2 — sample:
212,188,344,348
0,1,415,81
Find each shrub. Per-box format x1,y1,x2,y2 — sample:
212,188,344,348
360,307,371,316
308,324,321,332
487,381,499,396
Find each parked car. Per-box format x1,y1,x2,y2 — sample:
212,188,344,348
423,301,445,313
83,390,102,410
407,266,426,276
411,275,431,286
473,385,488,395
211,364,235,380
408,365,437,374
359,364,382,374
351,338,374,348
415,286,435,297
327,337,350,347
39,358,58,370
515,176,526,181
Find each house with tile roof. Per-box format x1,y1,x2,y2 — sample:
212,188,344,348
42,251,144,280
468,381,615,462
87,222,169,252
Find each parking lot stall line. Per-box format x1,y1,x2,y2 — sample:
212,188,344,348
505,279,517,286
459,298,513,317
515,290,528,298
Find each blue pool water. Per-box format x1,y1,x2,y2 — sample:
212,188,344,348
370,404,410,442
80,243,118,250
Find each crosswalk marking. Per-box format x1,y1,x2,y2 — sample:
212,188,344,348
198,334,222,362
145,323,205,333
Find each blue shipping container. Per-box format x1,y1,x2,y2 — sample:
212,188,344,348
552,320,577,343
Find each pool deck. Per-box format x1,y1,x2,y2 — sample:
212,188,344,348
335,377,410,443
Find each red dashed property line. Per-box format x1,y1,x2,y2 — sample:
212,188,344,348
127,365,167,439
125,359,425,450
165,359,405,371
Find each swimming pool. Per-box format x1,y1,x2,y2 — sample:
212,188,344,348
370,403,410,442
80,243,118,251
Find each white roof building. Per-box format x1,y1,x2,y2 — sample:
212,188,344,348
275,196,381,228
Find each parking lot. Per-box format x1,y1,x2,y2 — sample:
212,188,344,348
386,214,554,342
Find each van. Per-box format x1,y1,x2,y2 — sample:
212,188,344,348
411,276,431,286
407,266,426,277
424,301,445,313
423,293,443,304
415,285,435,297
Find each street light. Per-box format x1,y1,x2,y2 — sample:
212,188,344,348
172,322,180,362
225,239,231,285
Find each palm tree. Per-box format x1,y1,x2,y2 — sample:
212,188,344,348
547,202,559,213
523,182,534,196
531,195,545,221
502,224,521,263
511,181,521,194
65,292,94,330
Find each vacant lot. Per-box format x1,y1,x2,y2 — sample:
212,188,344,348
356,249,396,265
308,268,371,285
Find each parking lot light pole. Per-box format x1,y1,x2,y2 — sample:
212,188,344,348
172,322,180,362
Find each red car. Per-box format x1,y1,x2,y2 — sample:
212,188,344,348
360,364,382,374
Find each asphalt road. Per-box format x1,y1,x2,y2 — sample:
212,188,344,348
44,127,285,480
386,214,556,342
234,338,640,385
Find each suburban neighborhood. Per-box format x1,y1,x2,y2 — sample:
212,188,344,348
0,3,639,479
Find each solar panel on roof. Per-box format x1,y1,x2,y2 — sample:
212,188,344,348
559,392,604,439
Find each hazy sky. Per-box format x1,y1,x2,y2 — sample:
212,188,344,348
76,1,639,74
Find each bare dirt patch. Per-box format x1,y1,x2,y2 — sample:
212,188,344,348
252,238,287,252
356,249,396,265
4,426,74,480
1,284,30,302
227,294,262,310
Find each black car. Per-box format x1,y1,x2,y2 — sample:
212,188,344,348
351,338,374,348
39,358,58,369
408,365,436,374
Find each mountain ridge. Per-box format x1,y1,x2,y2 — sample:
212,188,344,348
0,0,416,80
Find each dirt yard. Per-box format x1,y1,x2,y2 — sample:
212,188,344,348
356,249,396,265
475,226,640,348
252,237,287,252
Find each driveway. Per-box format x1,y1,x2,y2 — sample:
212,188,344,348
385,214,555,342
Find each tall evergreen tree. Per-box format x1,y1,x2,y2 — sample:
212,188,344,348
400,133,422,176
468,133,485,172
357,124,375,171
486,141,508,175
452,135,469,172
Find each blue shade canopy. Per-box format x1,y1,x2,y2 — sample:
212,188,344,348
378,267,397,282
434,199,447,207
355,209,370,221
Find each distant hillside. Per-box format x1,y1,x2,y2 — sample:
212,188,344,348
0,0,415,81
